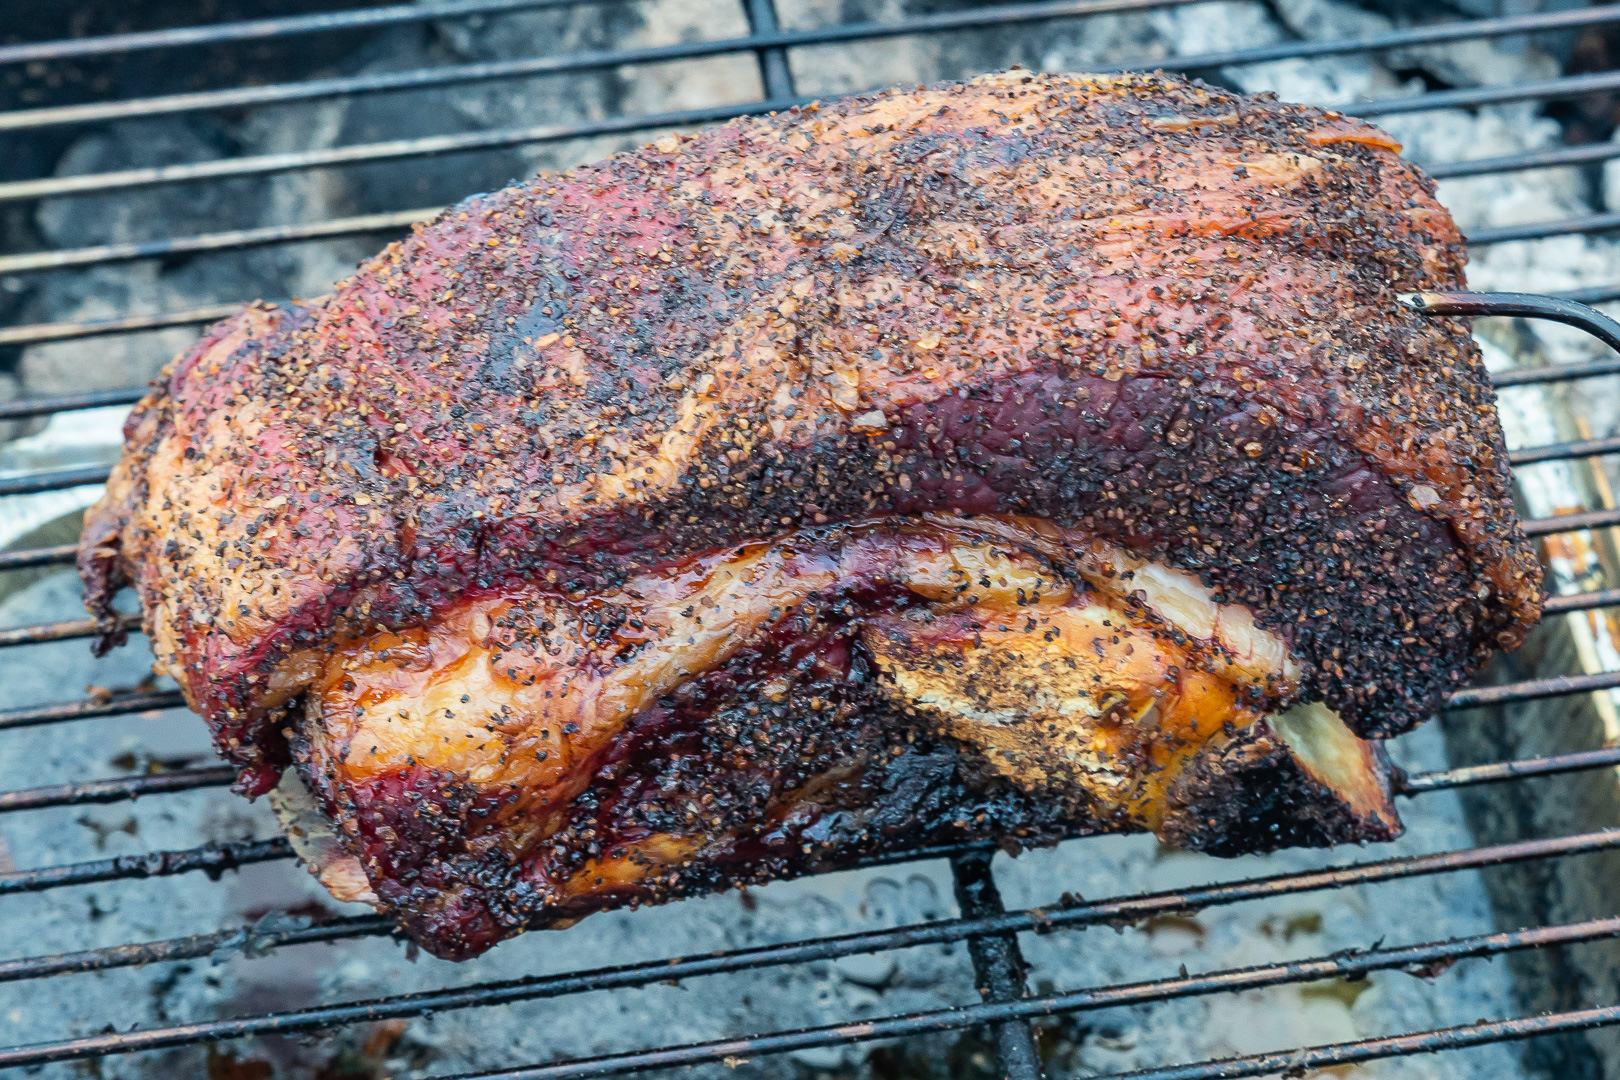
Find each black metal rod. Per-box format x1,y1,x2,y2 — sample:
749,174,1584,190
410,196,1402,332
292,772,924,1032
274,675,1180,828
0,544,77,572
742,0,796,100
1522,507,1620,538
2,829,1616,1066
0,690,186,732
0,613,138,648
0,767,235,814
1398,746,1620,794
0,386,147,419
0,914,392,985
1559,283,1620,308
1510,434,1620,466
0,464,112,496
1469,212,1620,248
0,208,433,275
1427,140,1620,181
951,852,1045,1080
0,838,290,897
0,0,619,66
1400,291,1620,355
1349,67,1620,119
405,918,1620,1080
1545,587,1620,616
0,307,238,346
1493,356,1620,387
1448,670,1620,709
0,0,1198,134
1087,1004,1620,1080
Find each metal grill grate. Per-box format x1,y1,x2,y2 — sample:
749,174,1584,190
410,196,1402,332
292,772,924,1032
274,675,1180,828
5,1,1620,1077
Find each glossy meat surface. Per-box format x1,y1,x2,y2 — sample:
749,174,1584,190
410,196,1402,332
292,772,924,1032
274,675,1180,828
81,71,1540,958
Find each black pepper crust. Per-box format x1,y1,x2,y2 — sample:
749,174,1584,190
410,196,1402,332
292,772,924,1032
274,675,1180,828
81,70,1538,791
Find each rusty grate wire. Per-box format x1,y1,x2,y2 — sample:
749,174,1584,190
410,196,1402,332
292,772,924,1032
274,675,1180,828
5,1,1620,1077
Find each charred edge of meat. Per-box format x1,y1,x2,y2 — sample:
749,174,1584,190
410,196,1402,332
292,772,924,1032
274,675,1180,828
1158,702,1400,855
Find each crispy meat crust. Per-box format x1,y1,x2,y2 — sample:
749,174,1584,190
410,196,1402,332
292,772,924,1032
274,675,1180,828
80,71,1539,955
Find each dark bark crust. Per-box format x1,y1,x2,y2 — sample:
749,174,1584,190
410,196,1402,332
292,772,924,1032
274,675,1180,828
78,71,1538,957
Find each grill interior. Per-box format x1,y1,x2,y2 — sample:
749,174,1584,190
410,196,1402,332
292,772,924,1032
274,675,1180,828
6,1,1620,1077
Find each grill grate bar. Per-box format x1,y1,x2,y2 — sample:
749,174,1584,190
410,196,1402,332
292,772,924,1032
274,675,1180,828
0,914,391,985
3,830,1617,1068
0,545,76,572
1427,141,1620,181
0,465,111,497
13,296,1620,376
0,766,235,813
0,0,622,66
1088,1006,1620,1080
0,99,803,208
0,631,1607,713
0,305,246,347
382,918,1620,1080
1558,283,1620,307
1522,507,1620,537
2,733,1611,825
951,851,1045,1079
1490,355,1620,386
3,88,1616,214
1347,67,1620,118
1469,211,1620,248
0,208,435,275
0,838,290,897
16,284,1620,368
742,0,797,100
0,613,136,648
1447,670,1620,709
1509,434,1620,466
1396,746,1620,794
0,0,1205,135
0,387,146,419
1544,587,1620,615
0,690,186,732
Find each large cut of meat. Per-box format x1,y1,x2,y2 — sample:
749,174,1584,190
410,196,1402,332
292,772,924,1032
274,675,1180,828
80,71,1543,960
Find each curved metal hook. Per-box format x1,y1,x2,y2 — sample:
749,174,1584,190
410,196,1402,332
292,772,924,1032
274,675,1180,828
1399,290,1620,356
